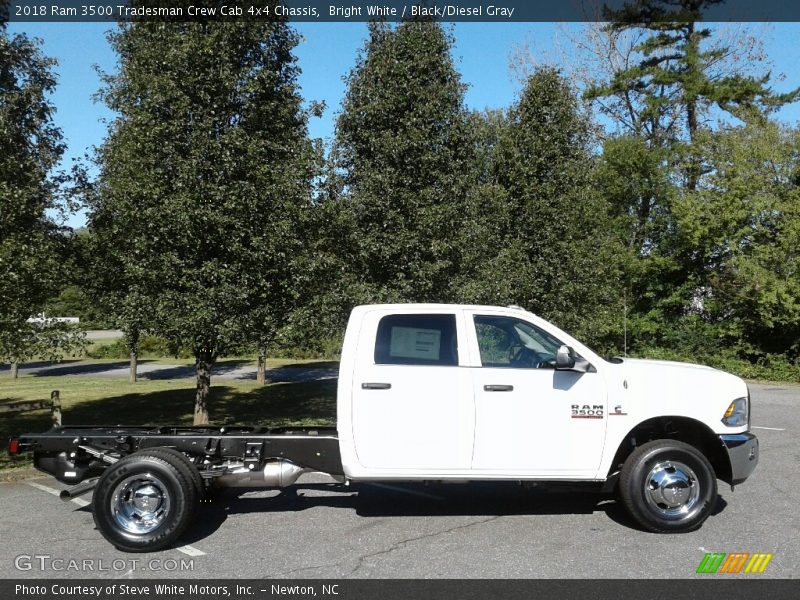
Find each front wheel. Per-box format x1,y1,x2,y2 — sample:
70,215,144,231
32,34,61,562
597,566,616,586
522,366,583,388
92,451,197,552
618,439,717,533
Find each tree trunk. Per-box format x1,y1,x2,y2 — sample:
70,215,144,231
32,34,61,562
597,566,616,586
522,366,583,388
686,98,700,191
257,349,266,385
194,354,213,425
129,351,138,384
51,390,62,428
10,362,19,379
127,328,140,384
685,22,700,192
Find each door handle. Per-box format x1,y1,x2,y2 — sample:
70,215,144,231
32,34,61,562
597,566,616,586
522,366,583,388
484,384,514,392
362,382,392,390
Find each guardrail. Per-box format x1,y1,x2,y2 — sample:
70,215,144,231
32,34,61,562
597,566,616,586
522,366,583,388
0,390,62,427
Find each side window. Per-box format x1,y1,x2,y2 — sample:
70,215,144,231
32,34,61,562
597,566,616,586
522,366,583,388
375,314,458,366
474,315,562,369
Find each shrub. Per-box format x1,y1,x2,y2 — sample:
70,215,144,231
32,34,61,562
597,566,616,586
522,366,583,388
632,346,799,383
86,335,193,359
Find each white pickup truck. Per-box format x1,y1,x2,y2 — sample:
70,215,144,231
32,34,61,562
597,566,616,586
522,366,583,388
11,304,759,552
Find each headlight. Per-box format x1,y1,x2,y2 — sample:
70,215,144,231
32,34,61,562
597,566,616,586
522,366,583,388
722,396,749,427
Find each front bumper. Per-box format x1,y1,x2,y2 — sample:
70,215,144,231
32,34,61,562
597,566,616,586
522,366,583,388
720,432,759,486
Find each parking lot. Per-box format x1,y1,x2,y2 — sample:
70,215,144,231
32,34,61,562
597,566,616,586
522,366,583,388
0,383,796,579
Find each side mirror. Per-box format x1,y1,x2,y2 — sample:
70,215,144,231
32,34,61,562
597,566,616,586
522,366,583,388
555,345,575,370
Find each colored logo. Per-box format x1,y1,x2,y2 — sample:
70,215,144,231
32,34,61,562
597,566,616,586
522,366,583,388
696,552,773,574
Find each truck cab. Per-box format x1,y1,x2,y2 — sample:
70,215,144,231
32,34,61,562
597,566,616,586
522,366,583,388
339,304,758,531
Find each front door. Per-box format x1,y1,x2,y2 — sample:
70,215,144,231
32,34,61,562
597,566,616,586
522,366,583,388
351,311,474,471
468,314,608,476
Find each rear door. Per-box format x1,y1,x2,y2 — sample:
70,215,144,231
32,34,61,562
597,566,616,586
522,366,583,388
351,310,474,471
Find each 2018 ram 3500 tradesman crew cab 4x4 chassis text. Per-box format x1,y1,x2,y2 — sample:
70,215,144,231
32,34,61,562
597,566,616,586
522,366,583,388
9,304,759,551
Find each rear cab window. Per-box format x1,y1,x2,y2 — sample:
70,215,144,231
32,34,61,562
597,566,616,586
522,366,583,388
374,314,458,366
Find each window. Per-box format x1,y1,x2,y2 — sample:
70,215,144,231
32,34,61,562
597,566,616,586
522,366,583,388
474,315,562,369
375,314,458,366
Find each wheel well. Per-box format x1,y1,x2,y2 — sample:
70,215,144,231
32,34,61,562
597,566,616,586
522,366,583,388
607,416,731,484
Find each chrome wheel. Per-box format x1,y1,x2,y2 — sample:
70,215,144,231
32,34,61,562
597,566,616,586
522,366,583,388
111,473,171,534
643,460,700,520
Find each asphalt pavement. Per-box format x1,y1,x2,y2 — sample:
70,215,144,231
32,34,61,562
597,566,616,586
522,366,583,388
0,383,797,579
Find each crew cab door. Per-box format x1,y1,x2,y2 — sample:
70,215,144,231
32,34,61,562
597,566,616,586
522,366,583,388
351,310,474,471
466,312,607,476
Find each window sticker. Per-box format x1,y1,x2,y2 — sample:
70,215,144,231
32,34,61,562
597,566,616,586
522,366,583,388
389,327,441,360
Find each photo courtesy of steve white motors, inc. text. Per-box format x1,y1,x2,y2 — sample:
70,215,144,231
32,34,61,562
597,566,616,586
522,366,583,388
14,583,338,597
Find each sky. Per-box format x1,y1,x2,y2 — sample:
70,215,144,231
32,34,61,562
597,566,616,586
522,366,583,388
7,20,800,229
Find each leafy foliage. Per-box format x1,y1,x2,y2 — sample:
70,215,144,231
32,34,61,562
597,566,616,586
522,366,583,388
330,21,474,304
672,123,800,358
6,17,799,388
581,4,799,366
455,68,624,345
88,20,317,421
0,24,85,366
589,0,799,148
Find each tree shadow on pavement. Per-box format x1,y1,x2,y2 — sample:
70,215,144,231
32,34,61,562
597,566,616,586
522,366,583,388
141,360,252,381
28,361,154,377
0,360,83,372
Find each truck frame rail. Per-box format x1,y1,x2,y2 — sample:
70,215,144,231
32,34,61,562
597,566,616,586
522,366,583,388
11,424,343,485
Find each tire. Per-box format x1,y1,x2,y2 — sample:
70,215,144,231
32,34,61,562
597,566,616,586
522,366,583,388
618,439,717,533
139,447,205,500
92,451,197,552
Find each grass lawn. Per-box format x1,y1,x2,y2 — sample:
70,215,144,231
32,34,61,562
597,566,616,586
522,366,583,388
0,359,338,473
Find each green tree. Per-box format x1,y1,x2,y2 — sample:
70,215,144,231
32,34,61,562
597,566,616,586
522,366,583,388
598,135,674,254
583,4,799,354
671,123,800,357
0,23,84,376
456,68,623,346
588,0,799,189
596,134,679,350
89,19,316,423
331,21,474,304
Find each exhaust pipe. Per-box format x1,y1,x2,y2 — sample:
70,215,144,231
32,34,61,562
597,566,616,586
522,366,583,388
60,477,99,501
214,460,308,489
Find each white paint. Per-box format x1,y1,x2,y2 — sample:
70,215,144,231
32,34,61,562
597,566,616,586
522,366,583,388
337,303,752,481
467,307,608,474
751,426,785,431
27,481,61,497
176,544,205,556
349,308,474,471
28,481,90,508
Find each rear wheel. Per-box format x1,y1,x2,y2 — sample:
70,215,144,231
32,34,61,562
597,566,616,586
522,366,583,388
619,439,717,533
139,447,205,499
92,451,197,552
